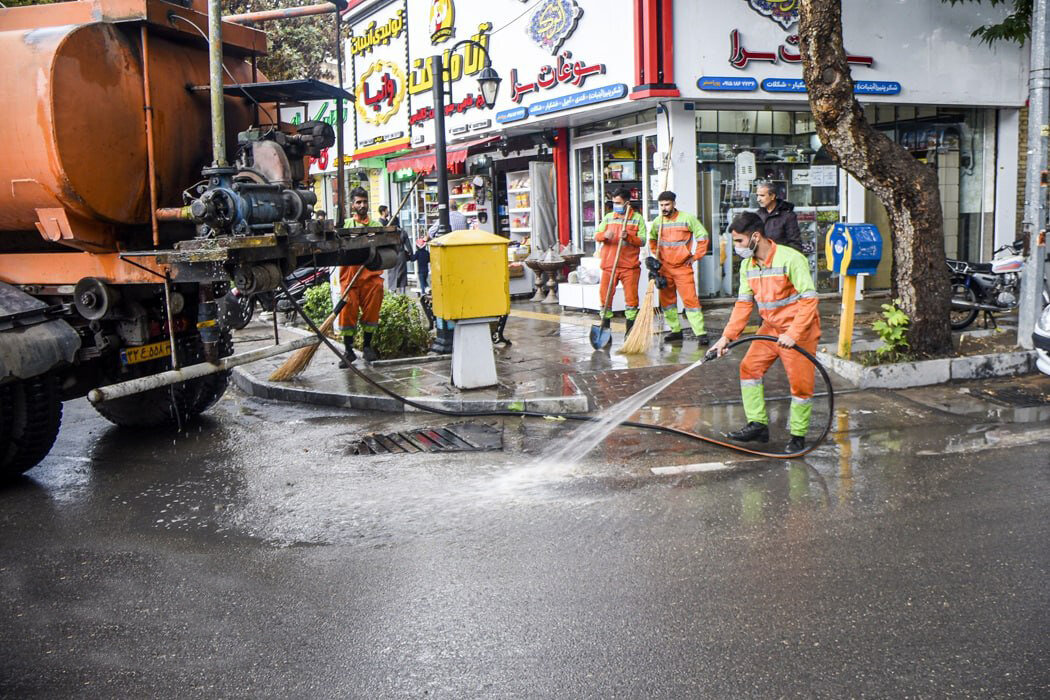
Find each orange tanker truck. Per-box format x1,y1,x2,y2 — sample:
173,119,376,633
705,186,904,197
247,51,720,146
0,0,395,476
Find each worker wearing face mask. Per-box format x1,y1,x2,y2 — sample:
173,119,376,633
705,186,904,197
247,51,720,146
645,190,710,344
594,188,647,338
709,212,821,455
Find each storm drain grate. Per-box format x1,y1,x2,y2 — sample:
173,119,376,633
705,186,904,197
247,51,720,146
972,386,1050,408
351,422,503,455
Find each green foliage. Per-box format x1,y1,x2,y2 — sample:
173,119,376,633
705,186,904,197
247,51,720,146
370,293,432,360
224,0,339,81
302,282,333,326
872,298,911,361
941,0,1031,45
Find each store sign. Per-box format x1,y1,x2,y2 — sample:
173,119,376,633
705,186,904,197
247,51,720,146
528,83,626,116
349,9,406,58
495,106,528,124
430,0,456,44
697,76,758,92
351,1,411,157
408,22,493,95
729,30,873,69
509,51,605,103
743,0,799,30
408,93,488,125
470,119,491,130
289,100,349,128
526,0,583,55
761,77,901,95
356,61,407,125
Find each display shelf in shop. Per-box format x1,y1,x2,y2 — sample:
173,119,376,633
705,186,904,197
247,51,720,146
508,187,531,194
508,207,531,213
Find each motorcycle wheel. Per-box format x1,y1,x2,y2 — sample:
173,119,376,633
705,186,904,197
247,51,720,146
950,281,979,330
222,292,255,330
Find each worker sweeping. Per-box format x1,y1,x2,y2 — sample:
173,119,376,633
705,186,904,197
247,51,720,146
594,187,647,340
710,212,821,455
333,186,385,366
645,190,711,345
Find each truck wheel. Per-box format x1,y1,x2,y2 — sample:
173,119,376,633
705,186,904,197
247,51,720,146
0,375,63,479
93,332,232,429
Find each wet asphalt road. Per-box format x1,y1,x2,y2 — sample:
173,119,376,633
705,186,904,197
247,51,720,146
1,388,1049,698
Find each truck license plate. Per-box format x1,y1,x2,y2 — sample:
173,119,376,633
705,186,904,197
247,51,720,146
120,340,171,366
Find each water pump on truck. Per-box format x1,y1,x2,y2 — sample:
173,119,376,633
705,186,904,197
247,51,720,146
0,0,398,477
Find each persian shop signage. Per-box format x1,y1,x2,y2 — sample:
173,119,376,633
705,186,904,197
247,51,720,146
409,93,489,125
743,0,799,30
350,9,406,58
526,0,584,55
355,60,407,126
509,51,605,103
698,75,900,95
497,83,627,123
729,30,873,69
408,22,493,95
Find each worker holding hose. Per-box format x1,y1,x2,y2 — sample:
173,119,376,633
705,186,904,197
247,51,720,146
333,186,385,365
710,212,821,454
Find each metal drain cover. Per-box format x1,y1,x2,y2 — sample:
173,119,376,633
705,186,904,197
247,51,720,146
351,422,503,455
972,386,1050,408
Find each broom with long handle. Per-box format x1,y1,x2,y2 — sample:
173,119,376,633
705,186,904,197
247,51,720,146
620,139,673,355
269,175,423,381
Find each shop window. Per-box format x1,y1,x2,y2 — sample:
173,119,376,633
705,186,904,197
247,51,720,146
572,109,657,138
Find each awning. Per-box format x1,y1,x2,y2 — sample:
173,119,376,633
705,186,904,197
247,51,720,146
386,136,500,174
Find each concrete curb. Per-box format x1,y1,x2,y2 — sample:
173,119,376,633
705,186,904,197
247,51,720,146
231,367,590,415
818,342,1038,389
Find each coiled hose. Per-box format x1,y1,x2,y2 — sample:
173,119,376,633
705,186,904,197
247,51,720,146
280,281,834,459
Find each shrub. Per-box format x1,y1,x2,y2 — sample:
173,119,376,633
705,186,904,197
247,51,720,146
302,282,333,326
871,298,910,362
370,292,432,359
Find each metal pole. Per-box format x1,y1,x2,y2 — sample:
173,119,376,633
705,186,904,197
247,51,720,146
225,2,339,25
1019,0,1050,349
336,8,346,225
207,0,227,167
431,54,451,235
87,335,320,404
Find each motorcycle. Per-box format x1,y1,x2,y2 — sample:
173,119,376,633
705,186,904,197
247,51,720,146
947,240,1026,330
221,266,332,330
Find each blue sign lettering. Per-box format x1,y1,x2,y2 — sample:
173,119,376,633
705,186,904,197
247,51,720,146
697,76,758,92
761,78,807,93
528,83,627,117
496,106,529,124
759,78,902,96
854,80,902,95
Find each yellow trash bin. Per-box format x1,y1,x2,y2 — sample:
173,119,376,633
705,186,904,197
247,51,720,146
430,229,511,320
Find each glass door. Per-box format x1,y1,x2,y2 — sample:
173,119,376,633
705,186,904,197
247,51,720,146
643,133,659,223
576,146,598,255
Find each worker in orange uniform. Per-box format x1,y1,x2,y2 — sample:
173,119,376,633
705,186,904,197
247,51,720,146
710,211,821,454
645,190,711,344
594,187,647,339
334,186,384,366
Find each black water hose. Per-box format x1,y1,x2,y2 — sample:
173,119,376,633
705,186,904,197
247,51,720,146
279,281,834,459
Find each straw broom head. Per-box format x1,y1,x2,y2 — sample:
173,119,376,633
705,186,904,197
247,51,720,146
618,278,656,355
268,313,336,381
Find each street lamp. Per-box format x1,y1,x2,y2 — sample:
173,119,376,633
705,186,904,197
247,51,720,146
431,40,501,235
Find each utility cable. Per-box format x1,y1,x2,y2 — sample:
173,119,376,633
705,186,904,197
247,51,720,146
279,281,834,460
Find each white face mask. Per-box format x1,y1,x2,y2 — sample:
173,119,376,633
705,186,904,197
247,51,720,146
734,234,758,259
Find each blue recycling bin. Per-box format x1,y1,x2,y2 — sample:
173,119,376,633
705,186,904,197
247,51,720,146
826,223,882,276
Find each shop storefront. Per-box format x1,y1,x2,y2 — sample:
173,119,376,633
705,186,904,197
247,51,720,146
339,0,1026,299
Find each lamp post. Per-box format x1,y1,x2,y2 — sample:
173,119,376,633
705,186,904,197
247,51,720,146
430,40,501,235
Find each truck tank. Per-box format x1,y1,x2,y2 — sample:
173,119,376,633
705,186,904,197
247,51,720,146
0,0,400,477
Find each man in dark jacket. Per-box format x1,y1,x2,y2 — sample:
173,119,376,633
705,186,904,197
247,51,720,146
755,182,805,253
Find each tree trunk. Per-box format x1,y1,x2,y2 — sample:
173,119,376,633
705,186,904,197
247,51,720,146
799,0,952,357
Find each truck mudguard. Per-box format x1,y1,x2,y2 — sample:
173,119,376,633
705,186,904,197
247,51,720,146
0,283,80,384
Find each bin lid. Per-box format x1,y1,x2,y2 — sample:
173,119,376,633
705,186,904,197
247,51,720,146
430,230,510,247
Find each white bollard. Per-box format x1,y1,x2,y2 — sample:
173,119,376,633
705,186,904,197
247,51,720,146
451,317,499,389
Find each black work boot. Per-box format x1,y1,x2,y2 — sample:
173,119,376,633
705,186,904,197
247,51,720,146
429,327,452,354
784,436,806,455
338,337,356,368
664,330,683,342
624,318,635,336
695,333,710,345
362,332,378,363
726,421,770,443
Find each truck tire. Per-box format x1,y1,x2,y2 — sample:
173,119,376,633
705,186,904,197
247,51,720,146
93,332,232,429
0,374,63,479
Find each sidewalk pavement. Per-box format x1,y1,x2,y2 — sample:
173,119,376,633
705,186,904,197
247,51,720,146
230,297,1042,419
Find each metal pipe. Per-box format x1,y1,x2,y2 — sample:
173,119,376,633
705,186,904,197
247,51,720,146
156,206,194,221
335,8,346,225
140,25,161,248
1019,0,1050,348
87,335,320,404
225,2,339,25
431,54,451,235
207,0,227,167
950,299,1010,312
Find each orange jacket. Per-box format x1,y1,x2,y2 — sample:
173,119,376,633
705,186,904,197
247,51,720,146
594,210,646,270
647,210,709,266
340,215,385,282
723,242,820,341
